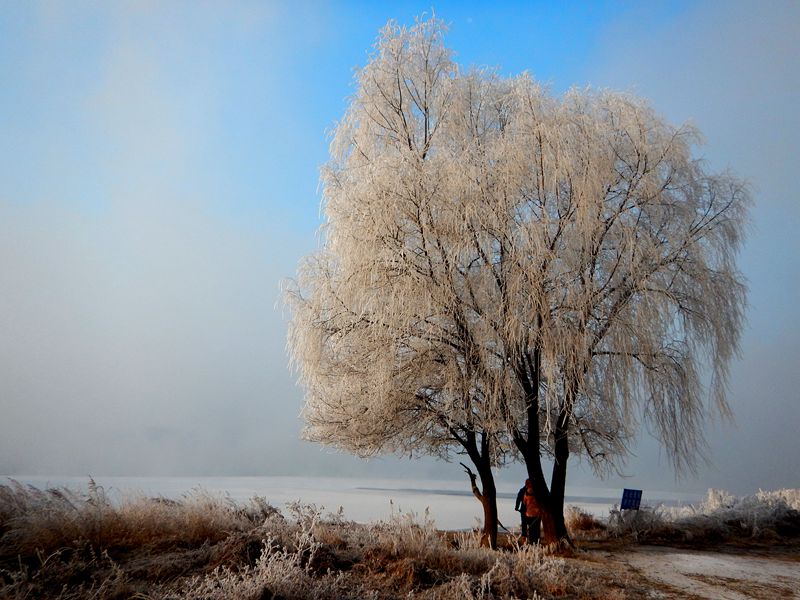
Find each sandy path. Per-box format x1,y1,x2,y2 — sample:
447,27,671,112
605,545,799,599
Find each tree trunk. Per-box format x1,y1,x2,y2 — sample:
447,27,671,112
514,344,566,545
541,468,571,545
460,461,499,549
477,463,498,549
544,408,573,547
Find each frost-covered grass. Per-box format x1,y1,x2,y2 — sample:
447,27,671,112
0,481,637,599
607,488,800,545
1,481,796,599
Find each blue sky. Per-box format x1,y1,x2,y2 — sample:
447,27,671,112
1,1,797,495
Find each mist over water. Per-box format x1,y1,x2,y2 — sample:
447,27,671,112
7,476,703,531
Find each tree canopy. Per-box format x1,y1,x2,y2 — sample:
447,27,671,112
286,17,749,546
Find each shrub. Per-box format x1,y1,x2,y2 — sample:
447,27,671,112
606,488,800,544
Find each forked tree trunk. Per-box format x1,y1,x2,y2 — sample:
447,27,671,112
513,345,571,547
525,464,571,547
519,412,573,547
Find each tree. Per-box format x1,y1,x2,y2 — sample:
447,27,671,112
286,17,749,548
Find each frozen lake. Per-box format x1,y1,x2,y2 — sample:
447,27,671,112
3,475,702,531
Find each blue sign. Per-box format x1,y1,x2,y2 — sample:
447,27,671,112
620,488,642,510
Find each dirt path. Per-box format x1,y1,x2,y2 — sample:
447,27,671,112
600,545,800,599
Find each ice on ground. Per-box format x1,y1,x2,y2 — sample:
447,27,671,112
612,546,800,600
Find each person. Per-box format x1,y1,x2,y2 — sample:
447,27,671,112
514,479,529,537
522,479,541,544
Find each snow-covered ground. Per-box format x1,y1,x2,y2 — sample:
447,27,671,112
608,545,800,599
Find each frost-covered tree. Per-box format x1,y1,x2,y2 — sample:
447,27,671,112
286,17,749,547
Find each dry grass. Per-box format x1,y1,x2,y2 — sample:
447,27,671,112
565,506,606,538
1,482,797,599
0,479,282,599
0,479,276,557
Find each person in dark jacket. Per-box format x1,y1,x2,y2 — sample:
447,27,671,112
515,478,541,543
515,479,530,538
522,479,541,543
